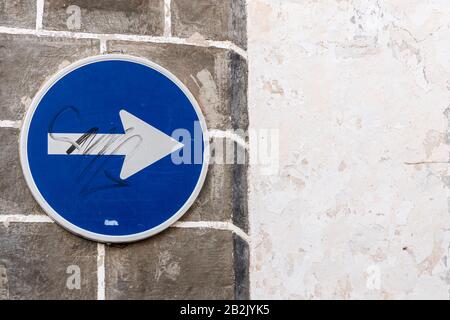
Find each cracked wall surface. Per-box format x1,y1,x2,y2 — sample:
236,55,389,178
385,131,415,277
249,0,450,299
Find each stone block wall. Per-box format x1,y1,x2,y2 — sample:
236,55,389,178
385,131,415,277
0,0,248,300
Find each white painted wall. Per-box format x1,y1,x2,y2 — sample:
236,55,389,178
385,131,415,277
248,0,450,299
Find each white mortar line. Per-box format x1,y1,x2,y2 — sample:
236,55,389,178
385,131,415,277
0,26,247,60
209,129,248,150
99,38,107,54
0,214,53,224
172,221,250,244
0,120,21,129
163,0,172,37
35,0,44,30
96,243,106,300
0,214,249,242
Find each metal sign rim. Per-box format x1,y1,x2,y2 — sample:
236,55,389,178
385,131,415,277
19,54,210,243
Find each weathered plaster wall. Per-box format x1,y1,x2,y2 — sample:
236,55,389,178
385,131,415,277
0,0,248,300
249,0,450,299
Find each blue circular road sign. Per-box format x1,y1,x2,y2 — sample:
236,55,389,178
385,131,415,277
20,54,209,243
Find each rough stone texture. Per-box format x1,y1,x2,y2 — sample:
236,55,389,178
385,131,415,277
187,161,233,222
107,41,249,224
171,0,247,49
250,0,450,299
0,1,249,300
105,228,235,299
0,33,100,120
43,0,164,35
108,42,231,130
230,52,248,232
0,0,36,28
233,233,249,299
0,128,44,215
0,223,97,299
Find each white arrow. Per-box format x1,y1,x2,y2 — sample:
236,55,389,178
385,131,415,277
48,110,184,180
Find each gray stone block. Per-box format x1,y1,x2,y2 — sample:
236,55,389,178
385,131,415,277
108,41,231,130
0,223,97,299
229,0,247,49
233,233,249,300
107,41,249,131
229,52,248,132
185,162,233,222
0,33,99,120
43,0,164,35
230,53,248,232
0,128,44,215
171,0,247,49
105,227,235,299
0,0,36,28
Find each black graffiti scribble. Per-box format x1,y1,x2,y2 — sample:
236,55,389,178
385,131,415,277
66,127,99,154
48,106,81,151
77,128,141,196
48,107,142,197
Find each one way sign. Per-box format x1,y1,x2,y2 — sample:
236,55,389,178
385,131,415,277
48,110,184,180
20,55,209,243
